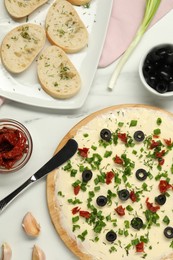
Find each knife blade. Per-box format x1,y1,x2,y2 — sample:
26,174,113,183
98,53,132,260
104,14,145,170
0,138,78,214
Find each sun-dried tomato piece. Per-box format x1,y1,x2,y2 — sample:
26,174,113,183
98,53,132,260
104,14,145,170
106,171,115,184
164,138,172,147
146,198,160,212
78,147,89,158
150,140,160,149
74,185,80,195
118,133,127,143
155,150,165,159
79,210,91,219
158,158,165,166
130,190,137,202
136,242,144,252
114,155,123,165
0,127,28,169
72,206,81,215
159,180,172,193
115,205,125,216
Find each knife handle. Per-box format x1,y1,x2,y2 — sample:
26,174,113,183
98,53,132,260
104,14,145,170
0,177,35,213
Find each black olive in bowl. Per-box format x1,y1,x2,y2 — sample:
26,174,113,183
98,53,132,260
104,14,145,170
139,44,173,98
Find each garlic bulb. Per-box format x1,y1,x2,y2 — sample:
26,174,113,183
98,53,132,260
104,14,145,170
22,212,40,237
1,243,12,260
32,245,46,260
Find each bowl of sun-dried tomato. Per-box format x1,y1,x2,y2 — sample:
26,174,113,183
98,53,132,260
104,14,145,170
0,119,33,173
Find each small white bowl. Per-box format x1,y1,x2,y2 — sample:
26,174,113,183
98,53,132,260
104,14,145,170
0,119,33,173
139,43,173,98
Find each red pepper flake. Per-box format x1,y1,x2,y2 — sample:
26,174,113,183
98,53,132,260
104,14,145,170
106,171,115,184
114,155,123,165
79,210,91,219
164,138,172,147
136,242,144,253
118,133,127,143
78,147,89,158
74,185,80,195
146,198,160,212
72,206,81,215
115,205,125,216
150,140,160,149
130,190,137,202
159,180,172,193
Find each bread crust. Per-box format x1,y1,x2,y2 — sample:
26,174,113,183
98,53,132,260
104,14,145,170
4,0,48,19
45,0,88,53
67,0,91,5
37,45,81,99
1,23,46,74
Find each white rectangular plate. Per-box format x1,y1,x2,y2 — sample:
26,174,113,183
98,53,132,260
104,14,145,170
0,0,113,110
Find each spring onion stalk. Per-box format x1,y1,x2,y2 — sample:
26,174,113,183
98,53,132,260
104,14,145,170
108,0,161,90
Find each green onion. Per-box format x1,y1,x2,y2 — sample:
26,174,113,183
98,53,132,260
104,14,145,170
108,0,161,90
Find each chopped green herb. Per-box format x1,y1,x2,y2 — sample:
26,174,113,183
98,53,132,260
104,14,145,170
153,128,161,135
156,118,162,125
72,216,79,223
130,120,137,127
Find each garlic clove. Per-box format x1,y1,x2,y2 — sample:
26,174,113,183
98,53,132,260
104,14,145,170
22,212,41,237
1,242,12,260
32,245,46,260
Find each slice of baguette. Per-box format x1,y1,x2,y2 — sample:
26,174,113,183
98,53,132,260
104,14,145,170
1,23,46,73
37,45,81,99
67,0,91,5
4,0,48,19
45,0,88,53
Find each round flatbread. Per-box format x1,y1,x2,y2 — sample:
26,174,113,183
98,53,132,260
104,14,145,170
47,104,173,260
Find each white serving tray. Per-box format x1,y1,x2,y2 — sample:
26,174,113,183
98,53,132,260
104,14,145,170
0,0,113,110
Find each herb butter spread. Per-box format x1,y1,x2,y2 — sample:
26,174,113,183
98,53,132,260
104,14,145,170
54,106,173,260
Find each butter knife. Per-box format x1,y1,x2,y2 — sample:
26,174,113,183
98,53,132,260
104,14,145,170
0,138,78,214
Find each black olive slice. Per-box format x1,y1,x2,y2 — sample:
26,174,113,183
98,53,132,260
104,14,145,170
164,227,173,239
135,169,148,181
155,82,168,93
131,217,143,230
100,128,112,142
106,231,117,242
155,194,166,205
96,195,107,207
133,131,145,142
82,169,93,182
118,189,130,201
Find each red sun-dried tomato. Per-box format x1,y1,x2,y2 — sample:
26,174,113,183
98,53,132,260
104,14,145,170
158,158,165,166
159,180,172,193
130,190,137,202
0,127,28,169
79,210,91,219
114,155,123,165
136,242,144,252
78,147,89,158
72,206,81,215
150,140,160,149
115,205,125,216
106,171,115,184
74,185,80,195
146,198,160,212
155,150,165,159
164,138,172,147
118,133,127,143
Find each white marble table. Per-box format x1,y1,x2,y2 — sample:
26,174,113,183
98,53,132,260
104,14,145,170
1,9,173,260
